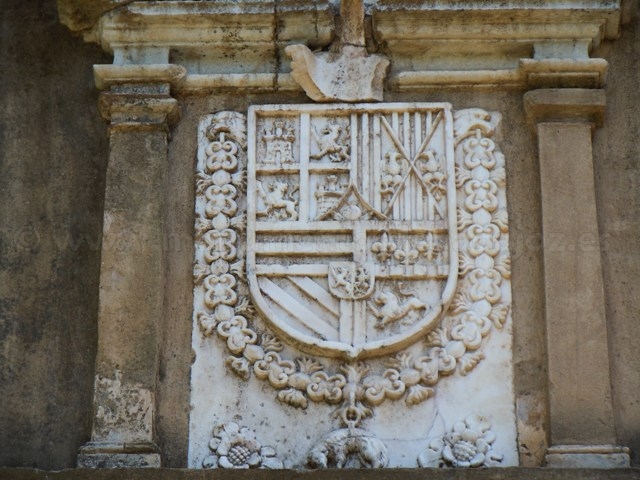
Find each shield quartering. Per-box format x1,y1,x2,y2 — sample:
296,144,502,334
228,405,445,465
247,103,458,359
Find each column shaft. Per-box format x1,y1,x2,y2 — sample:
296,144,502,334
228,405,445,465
78,87,179,468
524,89,629,468
537,121,614,444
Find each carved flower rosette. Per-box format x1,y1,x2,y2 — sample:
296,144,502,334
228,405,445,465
191,105,513,468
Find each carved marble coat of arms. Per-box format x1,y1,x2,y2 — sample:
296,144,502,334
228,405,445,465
190,104,516,469
247,104,458,360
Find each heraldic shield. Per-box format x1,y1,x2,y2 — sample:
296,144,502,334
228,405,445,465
247,104,458,359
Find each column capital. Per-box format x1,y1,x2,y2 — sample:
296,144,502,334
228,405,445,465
98,88,181,131
94,64,186,91
94,64,185,130
524,88,606,127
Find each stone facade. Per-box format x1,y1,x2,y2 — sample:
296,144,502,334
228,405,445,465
1,0,640,475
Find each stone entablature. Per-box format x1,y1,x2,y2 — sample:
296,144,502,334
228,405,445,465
59,0,622,93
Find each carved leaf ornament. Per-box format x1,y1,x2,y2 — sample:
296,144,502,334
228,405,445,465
193,105,511,461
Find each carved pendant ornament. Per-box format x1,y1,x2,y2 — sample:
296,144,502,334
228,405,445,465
192,104,512,468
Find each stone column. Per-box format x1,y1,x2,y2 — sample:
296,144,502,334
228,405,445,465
524,89,629,468
77,82,180,468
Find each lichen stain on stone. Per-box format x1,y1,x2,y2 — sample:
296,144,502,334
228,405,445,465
93,369,153,441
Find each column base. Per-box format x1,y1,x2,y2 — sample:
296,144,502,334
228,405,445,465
545,445,630,468
77,441,161,468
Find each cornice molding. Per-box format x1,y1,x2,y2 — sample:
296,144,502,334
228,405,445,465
371,1,621,41
93,64,187,90
57,0,622,94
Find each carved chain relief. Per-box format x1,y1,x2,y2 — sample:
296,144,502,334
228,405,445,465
190,104,516,469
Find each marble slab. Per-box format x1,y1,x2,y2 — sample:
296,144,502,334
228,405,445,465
188,103,517,469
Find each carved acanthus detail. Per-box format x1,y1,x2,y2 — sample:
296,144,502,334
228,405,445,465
195,111,254,367
419,108,510,380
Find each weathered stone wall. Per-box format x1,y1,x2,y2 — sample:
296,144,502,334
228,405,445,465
0,0,639,471
0,0,109,469
593,14,640,467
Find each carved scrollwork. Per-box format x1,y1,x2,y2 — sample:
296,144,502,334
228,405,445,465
195,111,256,384
419,108,510,380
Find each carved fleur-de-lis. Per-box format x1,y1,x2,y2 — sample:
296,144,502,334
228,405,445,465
416,233,444,262
394,239,420,266
371,232,396,262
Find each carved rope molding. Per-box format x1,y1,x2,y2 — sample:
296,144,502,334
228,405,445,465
193,107,511,429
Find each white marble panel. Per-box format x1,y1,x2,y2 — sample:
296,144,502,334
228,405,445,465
189,104,517,469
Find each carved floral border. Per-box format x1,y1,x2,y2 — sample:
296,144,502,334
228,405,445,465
193,107,511,428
